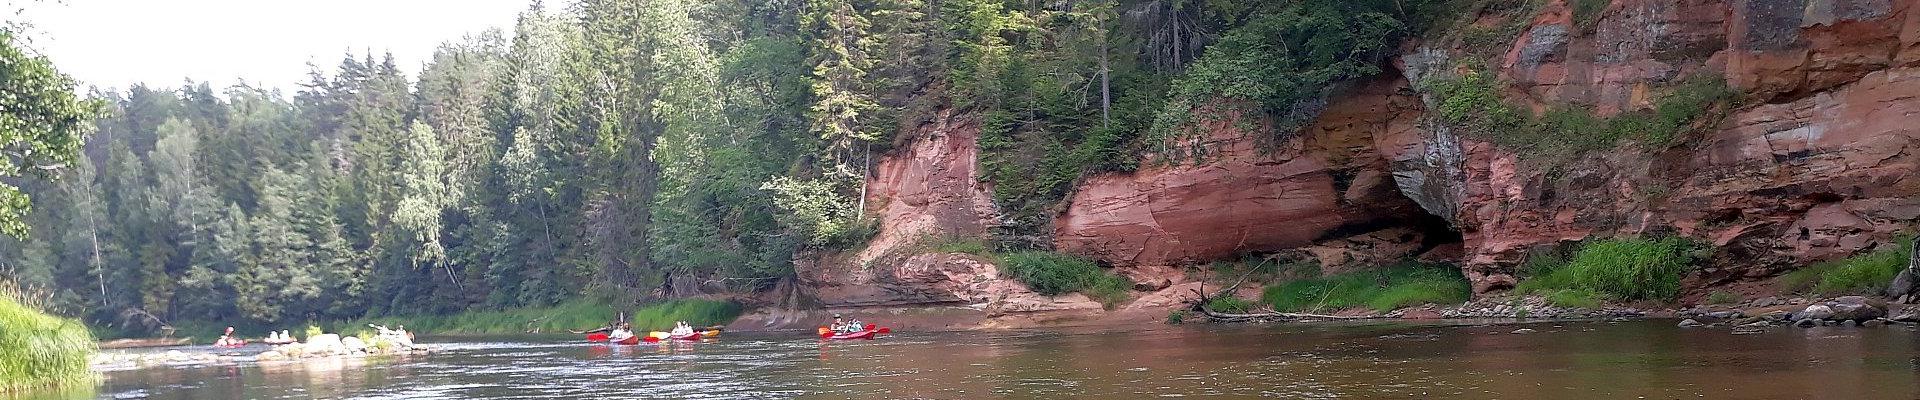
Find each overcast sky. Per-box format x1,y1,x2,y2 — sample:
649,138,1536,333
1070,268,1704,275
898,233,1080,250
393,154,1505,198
14,0,531,93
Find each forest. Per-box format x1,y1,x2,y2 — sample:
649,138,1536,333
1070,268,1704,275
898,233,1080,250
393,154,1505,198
0,0,1451,333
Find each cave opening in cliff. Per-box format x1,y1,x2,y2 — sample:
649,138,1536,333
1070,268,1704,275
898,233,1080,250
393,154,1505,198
1409,212,1464,258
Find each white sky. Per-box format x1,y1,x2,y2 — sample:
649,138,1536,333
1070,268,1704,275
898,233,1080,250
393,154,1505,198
14,0,531,92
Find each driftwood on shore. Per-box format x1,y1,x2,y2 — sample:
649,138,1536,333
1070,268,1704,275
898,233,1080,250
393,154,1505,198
99,337,192,349
1186,267,1378,323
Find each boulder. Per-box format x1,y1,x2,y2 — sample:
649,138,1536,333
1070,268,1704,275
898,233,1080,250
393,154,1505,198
1828,302,1885,322
1510,328,1536,334
1795,318,1819,328
275,343,306,358
1794,305,1836,321
1677,318,1706,328
1890,309,1920,323
306,334,347,356
342,336,368,354
255,351,286,361
1890,268,1917,299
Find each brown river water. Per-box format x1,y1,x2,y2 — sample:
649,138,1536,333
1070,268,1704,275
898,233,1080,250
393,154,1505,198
14,320,1920,399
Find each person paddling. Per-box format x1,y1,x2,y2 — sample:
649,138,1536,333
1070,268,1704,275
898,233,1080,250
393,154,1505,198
215,327,242,346
608,323,635,343
829,314,865,333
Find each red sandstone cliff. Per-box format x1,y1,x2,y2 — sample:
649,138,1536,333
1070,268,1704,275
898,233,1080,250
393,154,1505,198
796,0,1920,314
1390,0,1920,292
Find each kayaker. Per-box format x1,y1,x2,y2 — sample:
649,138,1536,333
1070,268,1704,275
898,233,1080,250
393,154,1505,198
670,321,694,337
608,323,635,342
830,314,864,333
215,327,241,346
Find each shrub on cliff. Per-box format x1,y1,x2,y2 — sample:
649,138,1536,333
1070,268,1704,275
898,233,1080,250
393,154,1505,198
1423,63,1736,160
999,251,1131,307
1516,237,1698,302
0,294,96,392
1261,261,1470,312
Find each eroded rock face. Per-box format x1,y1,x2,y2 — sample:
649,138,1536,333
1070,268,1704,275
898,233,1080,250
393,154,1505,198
854,108,1000,264
1501,0,1729,116
1396,0,1920,293
1729,0,1915,100
810,0,1920,309
1054,79,1430,267
795,109,1007,307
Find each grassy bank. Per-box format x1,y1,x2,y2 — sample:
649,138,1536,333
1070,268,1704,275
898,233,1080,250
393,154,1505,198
1517,237,1698,306
1261,262,1471,313
0,296,96,393
998,251,1132,308
1780,237,1913,296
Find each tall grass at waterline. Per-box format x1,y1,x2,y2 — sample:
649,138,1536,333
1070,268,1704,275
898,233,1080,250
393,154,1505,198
998,251,1133,308
1779,237,1912,296
1261,262,1470,313
1515,237,1696,302
0,296,96,393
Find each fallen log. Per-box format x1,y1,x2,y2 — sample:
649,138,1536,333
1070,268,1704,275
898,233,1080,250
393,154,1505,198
1198,305,1382,321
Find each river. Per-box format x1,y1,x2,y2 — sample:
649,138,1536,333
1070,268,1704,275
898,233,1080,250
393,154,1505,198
18,320,1920,399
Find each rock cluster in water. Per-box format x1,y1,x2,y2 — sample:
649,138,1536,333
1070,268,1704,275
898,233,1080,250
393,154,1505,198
1675,296,1916,330
254,333,428,361
1415,296,1646,320
91,349,231,367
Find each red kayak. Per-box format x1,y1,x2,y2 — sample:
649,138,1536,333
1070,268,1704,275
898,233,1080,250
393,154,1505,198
612,335,641,345
585,332,610,342
818,324,890,340
823,329,877,340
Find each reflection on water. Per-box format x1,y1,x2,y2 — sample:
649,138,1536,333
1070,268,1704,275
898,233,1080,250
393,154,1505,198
12,320,1919,399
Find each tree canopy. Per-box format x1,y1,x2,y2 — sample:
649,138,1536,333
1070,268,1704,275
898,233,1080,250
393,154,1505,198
0,0,1442,332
